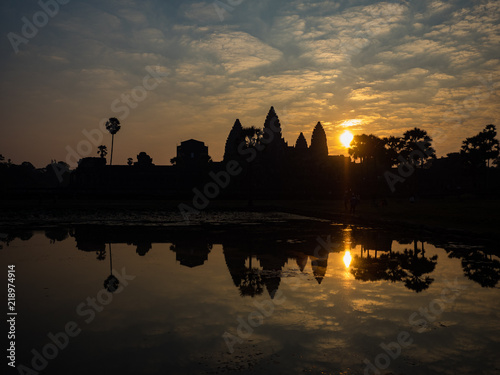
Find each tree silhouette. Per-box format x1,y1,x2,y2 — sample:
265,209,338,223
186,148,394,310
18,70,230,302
348,134,385,165
21,161,35,170
136,152,153,166
241,126,262,206
461,124,499,168
97,145,108,159
127,157,133,166
0,154,4,162
401,128,436,168
105,117,121,166
382,136,403,167
242,126,262,149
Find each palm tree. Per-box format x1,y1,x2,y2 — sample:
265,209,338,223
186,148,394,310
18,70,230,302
97,145,108,159
105,118,121,166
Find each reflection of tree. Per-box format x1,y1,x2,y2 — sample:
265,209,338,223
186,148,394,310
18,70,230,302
45,228,69,244
446,247,500,288
223,245,264,297
350,241,438,292
397,248,437,292
1,230,34,246
103,243,119,293
239,258,264,297
96,248,106,261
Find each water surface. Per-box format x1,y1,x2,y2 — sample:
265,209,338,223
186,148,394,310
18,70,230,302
1,214,499,375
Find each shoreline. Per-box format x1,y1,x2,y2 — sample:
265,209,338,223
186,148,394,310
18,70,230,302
1,197,499,242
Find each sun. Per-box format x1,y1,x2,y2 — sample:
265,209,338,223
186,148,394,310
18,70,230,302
340,130,354,148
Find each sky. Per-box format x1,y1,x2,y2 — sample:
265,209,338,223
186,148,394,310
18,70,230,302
0,0,499,167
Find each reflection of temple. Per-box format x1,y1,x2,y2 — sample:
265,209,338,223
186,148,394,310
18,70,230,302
64,224,500,294
257,252,288,298
295,252,308,272
222,236,340,298
222,244,289,299
135,242,152,256
170,241,212,268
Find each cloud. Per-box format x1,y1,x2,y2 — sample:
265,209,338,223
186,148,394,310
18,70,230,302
183,2,223,23
0,0,499,165
190,31,283,74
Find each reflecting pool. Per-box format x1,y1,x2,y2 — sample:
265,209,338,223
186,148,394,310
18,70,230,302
1,214,499,375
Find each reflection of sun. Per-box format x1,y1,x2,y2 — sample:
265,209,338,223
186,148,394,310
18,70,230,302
343,250,352,268
340,131,354,148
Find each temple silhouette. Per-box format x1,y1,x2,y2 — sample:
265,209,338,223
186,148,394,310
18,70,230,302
70,106,349,199
2,106,498,199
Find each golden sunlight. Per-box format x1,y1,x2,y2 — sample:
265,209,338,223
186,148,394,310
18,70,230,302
343,250,352,268
340,131,354,148
339,119,362,128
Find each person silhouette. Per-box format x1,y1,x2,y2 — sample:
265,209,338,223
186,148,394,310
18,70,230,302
350,193,358,214
344,189,351,212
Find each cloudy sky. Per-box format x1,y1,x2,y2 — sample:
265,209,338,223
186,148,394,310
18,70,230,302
0,0,499,167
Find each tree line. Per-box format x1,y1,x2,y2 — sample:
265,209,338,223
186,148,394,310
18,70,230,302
347,124,499,169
